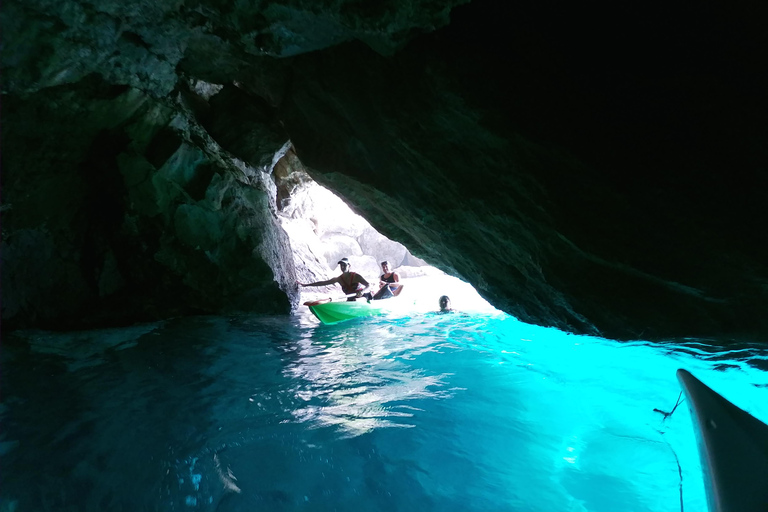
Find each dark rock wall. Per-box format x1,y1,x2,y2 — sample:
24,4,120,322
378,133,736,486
2,0,767,341
2,77,295,329
277,35,768,341
1,0,462,330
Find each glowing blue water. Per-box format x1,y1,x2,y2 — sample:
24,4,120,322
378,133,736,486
2,311,767,511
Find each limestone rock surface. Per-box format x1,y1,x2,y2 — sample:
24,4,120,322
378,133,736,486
2,77,296,328
274,152,422,294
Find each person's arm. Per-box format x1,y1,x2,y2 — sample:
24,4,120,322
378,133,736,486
355,275,370,290
298,276,339,287
389,272,404,296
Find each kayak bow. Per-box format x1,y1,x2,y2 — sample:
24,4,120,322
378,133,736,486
676,369,768,512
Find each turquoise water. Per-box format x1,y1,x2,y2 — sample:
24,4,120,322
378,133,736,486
2,310,768,511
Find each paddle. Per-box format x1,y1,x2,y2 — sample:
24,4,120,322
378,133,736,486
303,292,370,307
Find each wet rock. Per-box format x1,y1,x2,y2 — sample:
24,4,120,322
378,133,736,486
1,77,295,329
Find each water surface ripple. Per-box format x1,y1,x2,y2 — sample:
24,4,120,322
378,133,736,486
2,312,767,511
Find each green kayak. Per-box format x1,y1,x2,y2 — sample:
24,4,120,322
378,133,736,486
677,369,768,512
305,299,386,325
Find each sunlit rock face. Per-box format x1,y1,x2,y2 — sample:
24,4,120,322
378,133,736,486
3,0,767,341
273,148,426,297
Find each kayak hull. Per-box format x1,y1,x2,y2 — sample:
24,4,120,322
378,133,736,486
676,369,768,512
307,299,385,325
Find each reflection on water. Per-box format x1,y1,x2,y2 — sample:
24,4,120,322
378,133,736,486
1,311,767,511
285,319,457,437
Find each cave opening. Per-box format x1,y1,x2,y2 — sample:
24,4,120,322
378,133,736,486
271,147,497,315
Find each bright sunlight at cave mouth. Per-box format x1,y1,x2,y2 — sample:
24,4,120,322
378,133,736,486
275,165,498,315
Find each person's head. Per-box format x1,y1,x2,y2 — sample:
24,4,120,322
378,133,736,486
380,260,389,272
338,258,350,271
439,295,451,311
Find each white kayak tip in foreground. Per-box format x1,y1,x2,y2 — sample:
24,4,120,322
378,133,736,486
676,369,768,512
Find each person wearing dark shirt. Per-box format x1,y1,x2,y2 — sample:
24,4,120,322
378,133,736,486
298,258,373,301
373,260,403,300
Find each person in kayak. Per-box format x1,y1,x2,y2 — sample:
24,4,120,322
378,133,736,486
298,258,373,301
372,260,403,300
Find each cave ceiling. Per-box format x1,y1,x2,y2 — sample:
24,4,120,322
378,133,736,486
2,0,767,342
